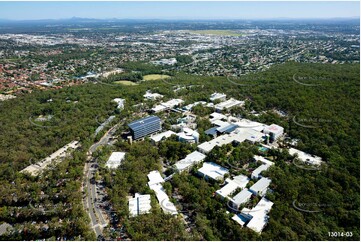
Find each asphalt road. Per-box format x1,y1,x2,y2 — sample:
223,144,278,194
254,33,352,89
83,123,120,238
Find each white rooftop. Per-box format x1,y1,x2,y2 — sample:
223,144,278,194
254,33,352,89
231,189,253,207
106,152,126,169
233,119,267,132
232,214,248,227
209,112,227,122
254,155,275,166
198,128,264,153
210,92,227,101
113,98,125,109
144,91,164,100
21,141,80,176
152,99,184,112
150,130,176,143
244,197,274,233
216,180,240,199
183,101,207,111
252,164,271,179
249,177,271,195
128,193,152,217
264,124,284,134
174,151,206,172
198,162,229,181
147,170,165,186
229,174,250,188
161,99,184,108
289,148,323,166
215,98,245,111
217,175,250,199
211,119,230,128
149,183,178,215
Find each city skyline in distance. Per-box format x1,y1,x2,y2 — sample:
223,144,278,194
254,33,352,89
0,1,359,21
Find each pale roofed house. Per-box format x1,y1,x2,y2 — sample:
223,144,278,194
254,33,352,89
209,112,227,122
151,99,184,113
197,128,264,154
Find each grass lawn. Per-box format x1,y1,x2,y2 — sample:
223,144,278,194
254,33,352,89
188,30,242,36
113,80,138,86
143,74,171,81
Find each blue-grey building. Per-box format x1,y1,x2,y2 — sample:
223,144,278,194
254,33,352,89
128,116,162,140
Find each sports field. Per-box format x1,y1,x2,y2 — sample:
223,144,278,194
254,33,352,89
143,74,171,81
113,80,138,86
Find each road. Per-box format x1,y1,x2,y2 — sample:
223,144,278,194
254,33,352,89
82,123,120,238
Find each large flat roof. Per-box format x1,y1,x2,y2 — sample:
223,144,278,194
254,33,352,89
106,152,126,169
217,175,250,199
244,197,274,233
150,130,176,143
128,193,152,217
254,155,274,166
209,112,227,122
264,124,284,134
149,183,178,215
198,162,229,181
215,98,245,110
197,128,264,153
128,115,161,131
289,148,323,166
249,177,271,194
147,170,165,186
216,180,239,198
230,174,250,188
252,164,271,179
174,151,206,172
232,189,253,207
210,92,226,101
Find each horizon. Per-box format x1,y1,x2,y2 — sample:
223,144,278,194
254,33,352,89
0,1,359,21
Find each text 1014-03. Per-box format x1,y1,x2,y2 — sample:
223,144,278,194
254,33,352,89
328,232,353,237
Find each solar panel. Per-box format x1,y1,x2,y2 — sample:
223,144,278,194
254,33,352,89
128,116,160,130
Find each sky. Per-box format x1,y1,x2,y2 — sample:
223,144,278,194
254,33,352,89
0,1,359,20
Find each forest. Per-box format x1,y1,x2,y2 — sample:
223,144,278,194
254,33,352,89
0,61,359,240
